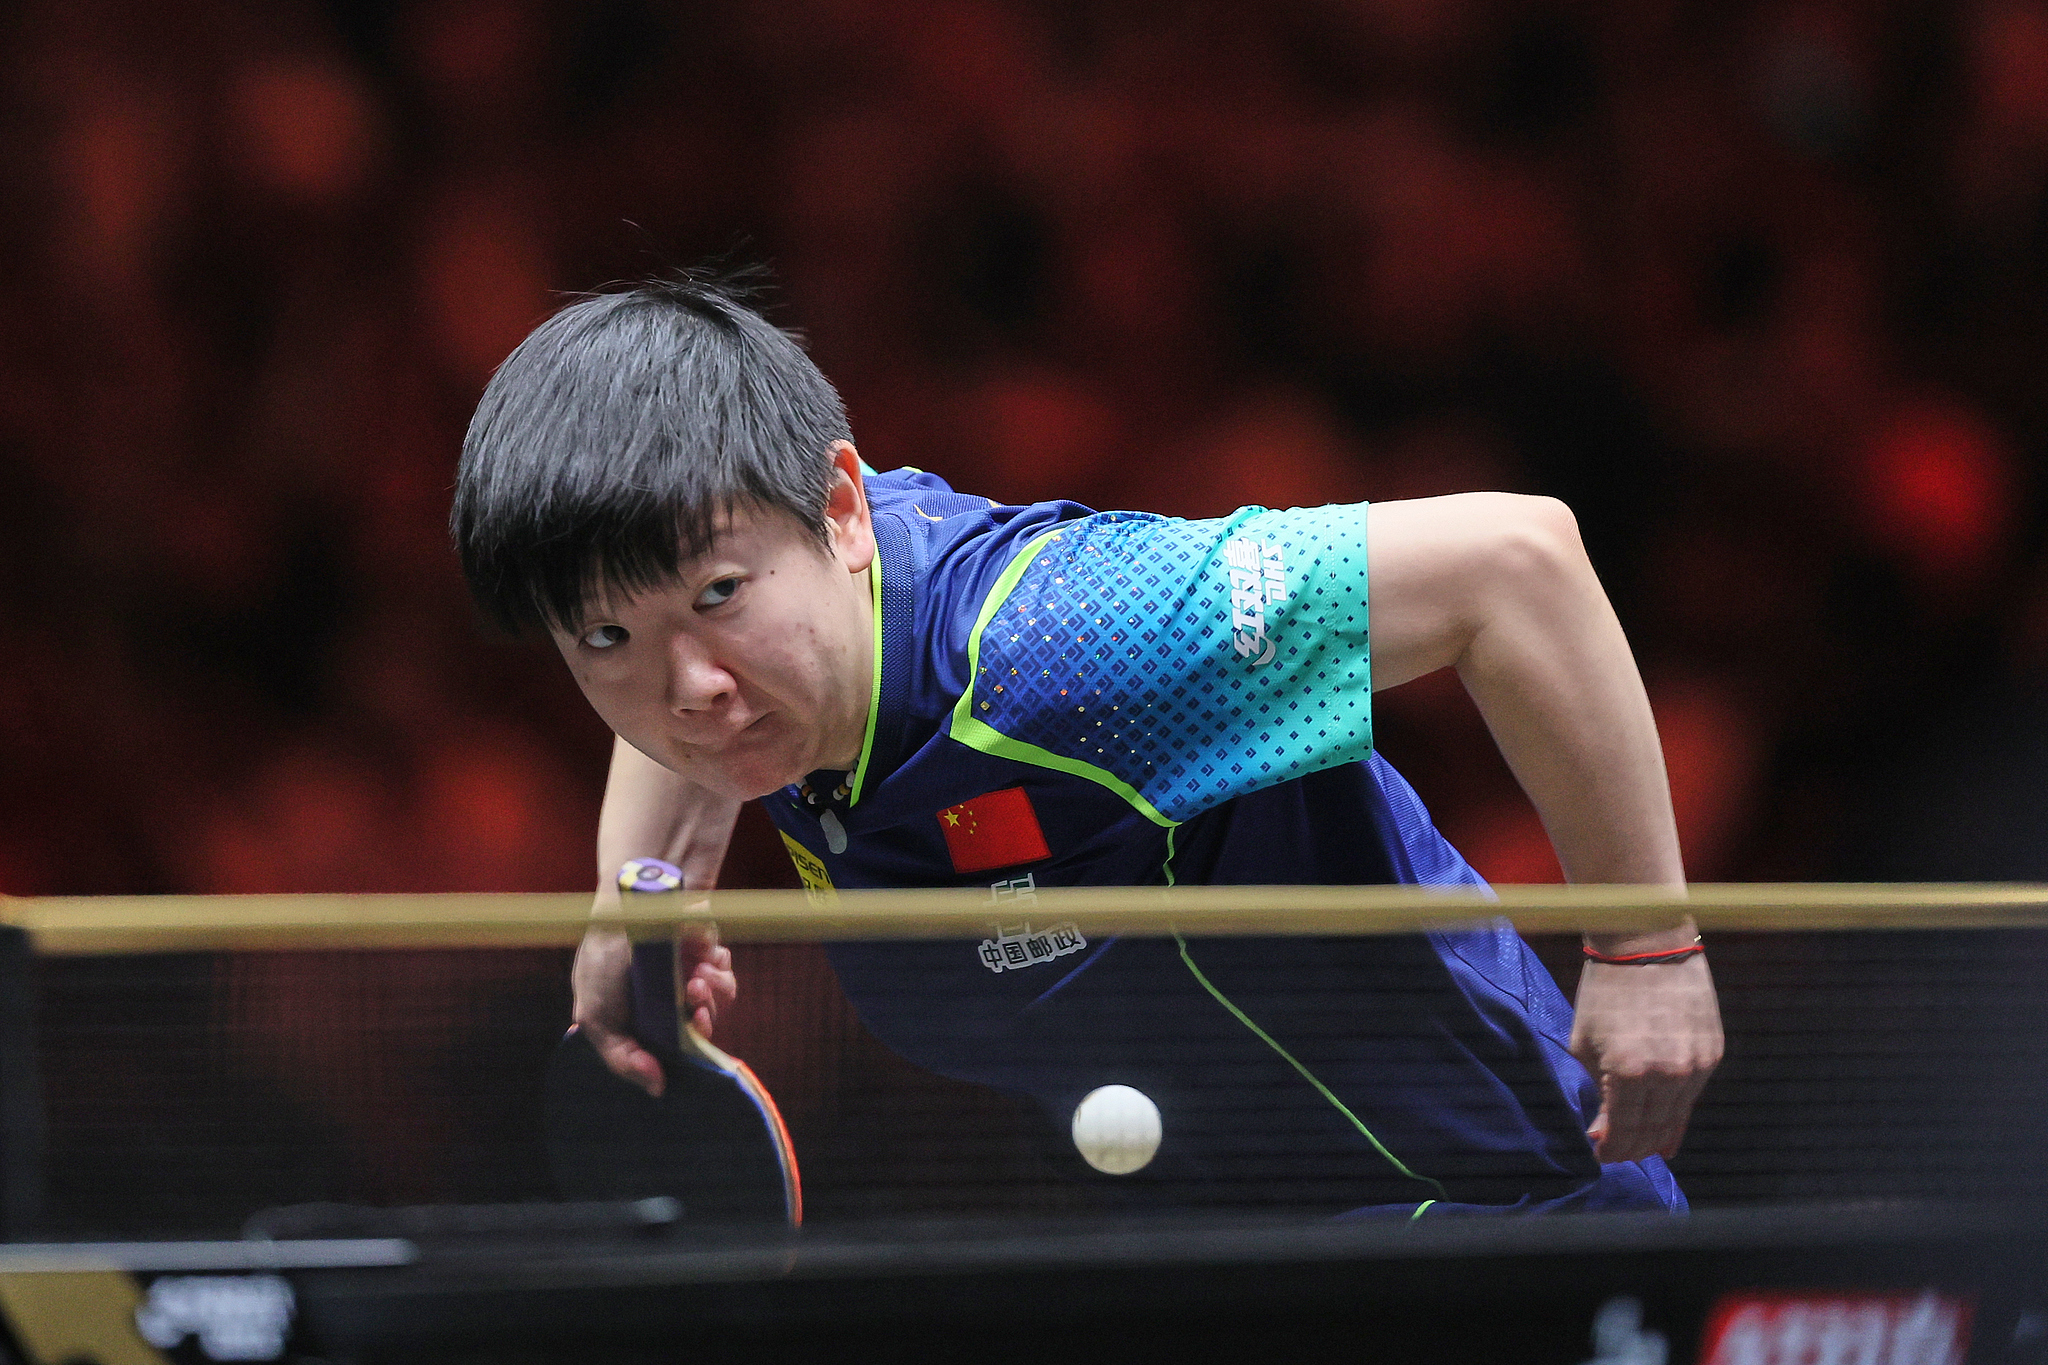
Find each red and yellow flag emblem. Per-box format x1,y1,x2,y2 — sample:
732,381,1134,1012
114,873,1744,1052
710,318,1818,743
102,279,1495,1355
937,787,1051,874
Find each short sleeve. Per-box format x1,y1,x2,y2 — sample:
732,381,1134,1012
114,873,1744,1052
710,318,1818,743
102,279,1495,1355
948,504,1373,824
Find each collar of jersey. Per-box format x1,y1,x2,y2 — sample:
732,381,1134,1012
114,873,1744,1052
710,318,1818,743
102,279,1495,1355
844,543,885,808
844,508,920,808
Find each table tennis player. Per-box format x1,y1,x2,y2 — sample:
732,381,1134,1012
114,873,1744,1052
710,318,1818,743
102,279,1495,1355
451,269,1721,1217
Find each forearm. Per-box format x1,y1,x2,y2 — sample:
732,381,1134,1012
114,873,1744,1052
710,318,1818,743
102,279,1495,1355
576,738,742,1089
1450,510,1682,881
1454,523,1690,950
595,736,743,897
1369,495,1687,945
1369,494,1718,1155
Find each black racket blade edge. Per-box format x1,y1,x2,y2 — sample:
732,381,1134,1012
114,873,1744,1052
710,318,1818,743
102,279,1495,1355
545,1027,791,1226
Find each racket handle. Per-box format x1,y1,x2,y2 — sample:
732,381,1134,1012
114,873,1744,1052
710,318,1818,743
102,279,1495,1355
618,857,689,1051
628,939,682,1053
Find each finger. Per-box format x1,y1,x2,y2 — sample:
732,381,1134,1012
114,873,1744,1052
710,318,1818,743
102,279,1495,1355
683,963,737,1011
1659,1114,1693,1162
1652,1067,1714,1160
1594,1072,1652,1163
1585,1105,1610,1153
1635,1045,1716,1154
588,1026,667,1098
1585,1069,1615,1153
684,975,738,1042
1628,1077,1690,1163
703,962,737,1006
687,956,737,991
1660,1097,1701,1160
676,921,722,970
1567,1024,1598,1076
1614,1061,1711,1162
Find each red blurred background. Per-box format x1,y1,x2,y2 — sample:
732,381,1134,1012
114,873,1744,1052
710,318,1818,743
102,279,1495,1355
7,0,2048,1223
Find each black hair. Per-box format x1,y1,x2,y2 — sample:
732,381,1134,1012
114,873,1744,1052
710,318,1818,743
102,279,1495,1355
451,268,851,633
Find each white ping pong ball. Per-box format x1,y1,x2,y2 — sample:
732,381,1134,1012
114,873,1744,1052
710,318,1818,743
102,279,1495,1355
1071,1084,1162,1175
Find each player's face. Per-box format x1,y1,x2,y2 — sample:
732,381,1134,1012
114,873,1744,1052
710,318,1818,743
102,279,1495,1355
553,449,877,801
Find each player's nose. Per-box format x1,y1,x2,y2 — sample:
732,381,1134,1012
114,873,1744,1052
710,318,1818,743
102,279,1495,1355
663,635,738,716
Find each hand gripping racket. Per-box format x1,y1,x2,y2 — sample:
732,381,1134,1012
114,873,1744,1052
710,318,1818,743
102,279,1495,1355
545,859,802,1226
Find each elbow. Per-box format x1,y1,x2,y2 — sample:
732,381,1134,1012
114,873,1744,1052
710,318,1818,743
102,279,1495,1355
1473,493,1591,589
1438,492,1606,683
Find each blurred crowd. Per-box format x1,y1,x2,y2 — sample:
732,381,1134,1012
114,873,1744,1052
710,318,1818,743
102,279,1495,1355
9,0,2048,899
8,0,2048,1213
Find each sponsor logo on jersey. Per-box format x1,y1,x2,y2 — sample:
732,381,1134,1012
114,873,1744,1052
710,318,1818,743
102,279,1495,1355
1223,535,1287,667
937,786,1051,873
977,918,1088,973
778,830,838,905
989,873,1038,904
1697,1291,1970,1365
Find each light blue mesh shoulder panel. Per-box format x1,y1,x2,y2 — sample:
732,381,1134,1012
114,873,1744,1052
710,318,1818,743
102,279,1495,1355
962,505,1374,822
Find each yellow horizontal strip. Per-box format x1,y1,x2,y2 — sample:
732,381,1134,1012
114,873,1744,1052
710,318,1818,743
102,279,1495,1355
0,1269,162,1365
0,884,2044,955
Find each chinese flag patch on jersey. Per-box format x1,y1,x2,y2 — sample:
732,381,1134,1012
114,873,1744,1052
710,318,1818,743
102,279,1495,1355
938,787,1051,874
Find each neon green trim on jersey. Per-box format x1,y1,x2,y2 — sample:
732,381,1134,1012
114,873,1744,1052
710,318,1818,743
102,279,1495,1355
846,549,885,807
1174,931,1449,1201
949,528,1178,829
951,715,1177,827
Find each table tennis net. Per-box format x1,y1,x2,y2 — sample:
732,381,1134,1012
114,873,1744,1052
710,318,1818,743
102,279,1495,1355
14,923,2048,1239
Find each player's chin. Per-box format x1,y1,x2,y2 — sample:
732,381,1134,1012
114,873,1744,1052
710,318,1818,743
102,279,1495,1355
659,734,803,800
709,750,811,802
714,719,815,797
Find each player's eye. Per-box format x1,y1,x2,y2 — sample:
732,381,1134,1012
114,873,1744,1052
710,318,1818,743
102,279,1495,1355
580,623,629,650
696,578,740,609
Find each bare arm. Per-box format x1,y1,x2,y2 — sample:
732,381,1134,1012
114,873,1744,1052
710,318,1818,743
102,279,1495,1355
594,736,744,895
574,736,743,1095
1368,493,1681,887
1367,493,1721,1161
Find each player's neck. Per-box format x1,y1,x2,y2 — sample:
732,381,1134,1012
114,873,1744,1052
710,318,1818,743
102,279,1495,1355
818,563,876,775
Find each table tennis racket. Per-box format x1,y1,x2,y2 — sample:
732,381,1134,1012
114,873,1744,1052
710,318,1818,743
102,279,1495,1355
544,860,802,1226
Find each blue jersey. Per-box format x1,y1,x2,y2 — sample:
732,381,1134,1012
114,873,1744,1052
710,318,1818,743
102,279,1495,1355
762,470,1682,1216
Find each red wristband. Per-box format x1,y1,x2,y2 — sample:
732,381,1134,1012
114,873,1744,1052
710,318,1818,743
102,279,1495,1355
1582,938,1704,966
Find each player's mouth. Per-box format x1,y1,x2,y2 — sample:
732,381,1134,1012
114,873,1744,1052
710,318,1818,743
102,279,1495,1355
663,710,774,761
721,711,792,765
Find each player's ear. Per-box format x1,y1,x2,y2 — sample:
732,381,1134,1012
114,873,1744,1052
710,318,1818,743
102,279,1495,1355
822,441,876,574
